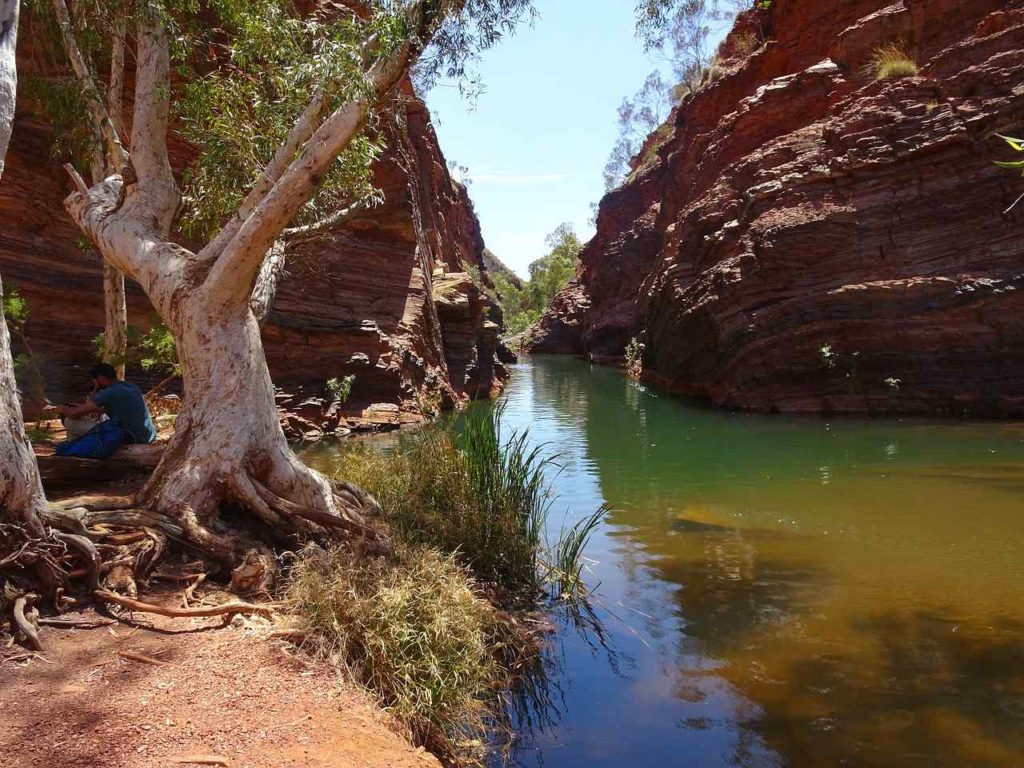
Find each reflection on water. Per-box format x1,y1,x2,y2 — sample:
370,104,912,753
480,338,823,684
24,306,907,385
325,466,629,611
307,356,1024,767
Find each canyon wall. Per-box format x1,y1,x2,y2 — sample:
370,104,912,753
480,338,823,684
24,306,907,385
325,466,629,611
1,38,508,429
532,0,1024,416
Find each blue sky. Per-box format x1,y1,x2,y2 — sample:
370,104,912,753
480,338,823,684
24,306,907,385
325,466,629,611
425,0,664,279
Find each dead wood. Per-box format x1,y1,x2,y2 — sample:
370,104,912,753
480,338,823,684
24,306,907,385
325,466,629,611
117,649,169,666
53,532,101,590
38,616,116,628
95,589,274,618
171,756,229,766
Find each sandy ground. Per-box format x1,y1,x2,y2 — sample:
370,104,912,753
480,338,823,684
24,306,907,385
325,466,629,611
1,600,440,768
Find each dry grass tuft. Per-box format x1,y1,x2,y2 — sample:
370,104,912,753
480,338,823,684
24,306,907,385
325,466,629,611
284,407,606,763
284,542,507,764
869,42,918,79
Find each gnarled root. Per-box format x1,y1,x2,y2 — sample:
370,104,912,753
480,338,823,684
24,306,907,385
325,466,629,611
95,589,274,619
12,594,42,651
3,454,382,646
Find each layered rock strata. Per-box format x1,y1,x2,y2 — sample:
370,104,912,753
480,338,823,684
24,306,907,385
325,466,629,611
533,0,1024,416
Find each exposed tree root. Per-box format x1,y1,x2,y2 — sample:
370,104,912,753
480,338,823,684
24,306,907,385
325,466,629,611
53,532,100,591
3,462,381,650
183,573,206,607
13,594,42,651
38,616,116,628
95,588,274,619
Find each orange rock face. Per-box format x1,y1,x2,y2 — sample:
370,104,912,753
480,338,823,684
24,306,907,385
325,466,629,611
532,0,1024,416
1,42,507,425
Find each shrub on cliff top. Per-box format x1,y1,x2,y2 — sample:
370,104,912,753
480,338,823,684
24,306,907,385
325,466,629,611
870,43,918,80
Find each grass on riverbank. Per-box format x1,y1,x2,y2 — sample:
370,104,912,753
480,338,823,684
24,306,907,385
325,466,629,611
283,543,510,764
283,405,604,765
338,404,603,601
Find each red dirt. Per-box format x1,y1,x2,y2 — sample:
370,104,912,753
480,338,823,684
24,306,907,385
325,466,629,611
1,598,440,768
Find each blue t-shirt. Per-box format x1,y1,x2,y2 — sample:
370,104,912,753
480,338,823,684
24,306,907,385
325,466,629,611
91,381,158,444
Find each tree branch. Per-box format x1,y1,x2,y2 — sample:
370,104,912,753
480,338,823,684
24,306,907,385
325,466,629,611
203,47,415,309
51,0,128,173
127,0,177,234
107,3,126,138
248,240,287,323
197,90,329,263
281,194,381,243
197,26,392,264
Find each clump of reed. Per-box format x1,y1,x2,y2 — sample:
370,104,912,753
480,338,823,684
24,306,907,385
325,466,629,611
869,42,918,80
284,405,604,764
339,404,603,601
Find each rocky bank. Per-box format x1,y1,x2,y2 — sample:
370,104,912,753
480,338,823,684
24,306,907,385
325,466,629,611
1,37,508,432
532,0,1024,416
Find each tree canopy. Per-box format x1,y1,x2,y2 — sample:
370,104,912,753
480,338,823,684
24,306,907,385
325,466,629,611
27,0,534,239
602,0,752,191
493,223,581,335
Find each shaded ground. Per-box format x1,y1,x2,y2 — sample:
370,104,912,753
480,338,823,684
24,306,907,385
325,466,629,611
1,599,439,768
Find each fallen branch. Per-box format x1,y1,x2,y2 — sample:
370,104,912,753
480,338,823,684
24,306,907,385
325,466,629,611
171,756,229,767
38,616,117,628
95,589,274,618
117,649,169,666
1,652,41,665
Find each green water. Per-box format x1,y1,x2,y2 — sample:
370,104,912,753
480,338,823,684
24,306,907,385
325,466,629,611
307,355,1024,767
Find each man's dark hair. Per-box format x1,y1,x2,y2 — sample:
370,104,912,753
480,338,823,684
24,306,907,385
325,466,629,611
90,362,118,380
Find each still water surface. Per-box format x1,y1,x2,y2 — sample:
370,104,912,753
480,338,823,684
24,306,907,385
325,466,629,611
316,355,1024,767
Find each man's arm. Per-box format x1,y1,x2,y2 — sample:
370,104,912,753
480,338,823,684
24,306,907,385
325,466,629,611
59,399,102,418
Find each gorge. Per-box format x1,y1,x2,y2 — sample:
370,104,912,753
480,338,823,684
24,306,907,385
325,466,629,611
530,0,1024,416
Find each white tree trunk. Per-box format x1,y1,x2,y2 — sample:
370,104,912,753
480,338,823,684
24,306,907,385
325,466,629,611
0,274,48,535
67,178,374,566
90,157,129,376
102,263,127,376
56,1,432,566
0,0,16,175
0,0,48,534
138,301,357,561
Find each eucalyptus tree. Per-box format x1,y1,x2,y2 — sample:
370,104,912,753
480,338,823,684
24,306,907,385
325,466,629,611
602,0,750,190
38,0,131,374
45,0,531,575
603,70,671,191
2,0,48,521
2,2,73,638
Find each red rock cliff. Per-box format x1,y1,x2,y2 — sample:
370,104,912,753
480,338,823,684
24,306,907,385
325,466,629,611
532,0,1024,416
1,38,508,427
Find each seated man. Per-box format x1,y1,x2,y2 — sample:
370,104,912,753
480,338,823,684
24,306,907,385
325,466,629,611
58,363,158,451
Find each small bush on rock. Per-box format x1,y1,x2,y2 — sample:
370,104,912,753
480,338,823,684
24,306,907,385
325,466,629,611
870,43,918,79
625,336,645,380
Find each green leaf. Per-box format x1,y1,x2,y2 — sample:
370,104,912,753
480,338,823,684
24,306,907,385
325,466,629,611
996,134,1024,152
